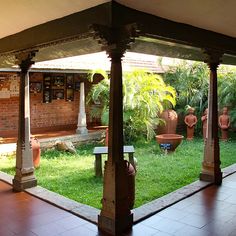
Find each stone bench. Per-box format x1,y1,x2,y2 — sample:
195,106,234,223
93,145,135,177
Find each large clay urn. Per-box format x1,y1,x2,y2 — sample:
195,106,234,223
158,109,178,134
31,136,41,168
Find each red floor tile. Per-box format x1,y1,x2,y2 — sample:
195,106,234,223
1,171,236,236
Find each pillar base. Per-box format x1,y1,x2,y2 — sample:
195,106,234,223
76,127,88,135
199,171,222,185
98,213,133,235
13,176,37,192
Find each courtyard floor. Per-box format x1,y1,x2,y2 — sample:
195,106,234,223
1,172,236,236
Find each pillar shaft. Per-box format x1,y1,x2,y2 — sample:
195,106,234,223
98,50,132,236
93,24,138,235
108,53,123,163
76,82,88,134
13,51,37,192
200,50,223,185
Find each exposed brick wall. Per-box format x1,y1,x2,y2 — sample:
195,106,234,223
0,72,99,137
0,97,19,136
30,72,80,132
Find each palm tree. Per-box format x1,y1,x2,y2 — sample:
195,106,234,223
164,61,209,114
163,61,209,134
164,61,236,132
87,69,176,141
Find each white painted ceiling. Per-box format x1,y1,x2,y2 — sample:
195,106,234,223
0,0,236,39
118,0,236,38
0,0,109,39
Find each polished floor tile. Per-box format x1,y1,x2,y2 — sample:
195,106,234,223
1,171,236,236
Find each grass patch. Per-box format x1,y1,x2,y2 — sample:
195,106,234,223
1,138,236,209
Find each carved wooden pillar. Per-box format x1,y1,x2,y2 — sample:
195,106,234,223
200,50,223,185
13,51,37,192
92,24,138,235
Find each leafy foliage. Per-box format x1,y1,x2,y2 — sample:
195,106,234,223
164,61,236,132
87,69,176,141
164,62,209,113
87,74,110,124
218,66,236,128
163,62,209,134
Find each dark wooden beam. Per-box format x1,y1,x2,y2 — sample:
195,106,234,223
1,1,236,64
112,2,236,55
131,37,203,62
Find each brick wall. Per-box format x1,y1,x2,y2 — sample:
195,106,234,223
0,97,19,136
0,72,99,137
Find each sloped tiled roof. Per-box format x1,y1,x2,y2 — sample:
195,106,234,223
31,52,167,73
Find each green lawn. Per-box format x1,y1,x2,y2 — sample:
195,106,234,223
0,137,236,209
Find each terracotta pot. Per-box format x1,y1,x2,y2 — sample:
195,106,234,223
155,134,183,152
158,109,178,134
105,128,109,146
31,137,41,168
126,161,136,209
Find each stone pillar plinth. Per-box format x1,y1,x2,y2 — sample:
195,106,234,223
200,50,223,185
76,82,88,134
13,51,37,192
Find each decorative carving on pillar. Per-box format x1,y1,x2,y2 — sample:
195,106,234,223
200,49,223,185
13,51,38,192
91,24,139,235
76,81,88,134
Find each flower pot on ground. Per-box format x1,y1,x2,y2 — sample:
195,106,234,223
155,134,183,152
31,136,41,168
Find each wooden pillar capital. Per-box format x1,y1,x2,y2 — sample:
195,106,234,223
15,50,37,72
91,23,139,58
203,49,223,69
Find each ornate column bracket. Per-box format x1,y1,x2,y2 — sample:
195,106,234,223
13,50,38,192
91,24,139,235
16,51,37,73
200,49,223,185
90,23,139,57
203,49,223,73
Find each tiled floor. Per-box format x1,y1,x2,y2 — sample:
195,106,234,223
1,173,236,236
0,130,76,144
1,128,105,144
0,181,100,236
